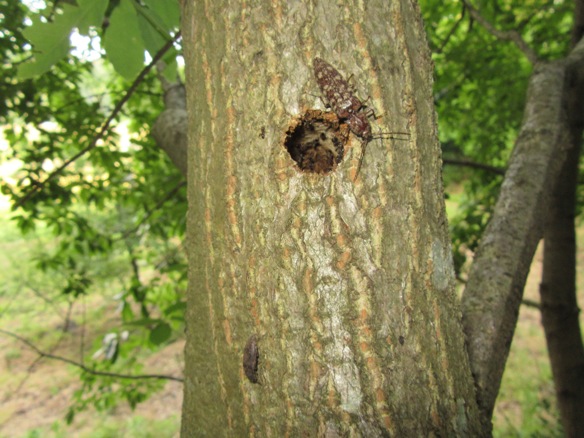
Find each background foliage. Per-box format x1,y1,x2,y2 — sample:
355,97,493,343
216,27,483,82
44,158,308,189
1,0,186,423
420,0,575,274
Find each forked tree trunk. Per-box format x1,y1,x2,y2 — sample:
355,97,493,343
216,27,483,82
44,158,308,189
461,38,584,434
180,0,482,435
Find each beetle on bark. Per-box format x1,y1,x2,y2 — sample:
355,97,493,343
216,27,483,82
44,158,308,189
312,57,407,178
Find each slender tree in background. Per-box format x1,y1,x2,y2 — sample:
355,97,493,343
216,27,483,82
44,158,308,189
539,2,584,435
424,1,584,434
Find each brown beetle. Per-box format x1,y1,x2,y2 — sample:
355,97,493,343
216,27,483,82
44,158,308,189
313,57,408,178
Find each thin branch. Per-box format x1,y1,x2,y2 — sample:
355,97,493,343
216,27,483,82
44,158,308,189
456,274,468,284
120,180,187,240
521,298,541,309
24,283,66,319
461,0,539,64
80,295,86,366
0,328,184,383
442,158,506,176
436,4,467,53
14,31,182,209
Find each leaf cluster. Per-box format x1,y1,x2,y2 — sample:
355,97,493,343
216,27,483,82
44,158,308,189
420,0,574,275
1,0,185,417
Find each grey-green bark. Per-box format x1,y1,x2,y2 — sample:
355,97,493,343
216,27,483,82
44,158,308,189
151,69,188,177
540,11,584,436
461,39,584,432
180,0,482,435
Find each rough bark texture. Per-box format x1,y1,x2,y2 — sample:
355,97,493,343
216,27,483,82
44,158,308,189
541,138,584,438
461,40,584,431
180,0,482,436
540,12,584,436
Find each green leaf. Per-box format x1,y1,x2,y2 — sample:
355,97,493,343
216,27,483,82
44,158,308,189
133,0,179,81
124,317,160,327
149,322,171,345
65,408,75,425
103,0,145,80
18,0,108,78
134,0,171,51
143,0,180,31
18,16,69,79
163,301,186,316
121,300,134,322
74,0,109,35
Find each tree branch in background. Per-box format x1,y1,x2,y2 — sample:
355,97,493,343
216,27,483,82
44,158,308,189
120,180,186,240
0,328,184,383
435,4,467,53
4,301,76,400
14,31,182,209
539,3,584,435
442,158,505,176
521,298,541,310
461,0,539,64
461,38,584,430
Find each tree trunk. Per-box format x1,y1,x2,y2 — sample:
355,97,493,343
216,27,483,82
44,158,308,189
461,40,584,432
540,14,584,434
541,132,584,438
180,0,482,435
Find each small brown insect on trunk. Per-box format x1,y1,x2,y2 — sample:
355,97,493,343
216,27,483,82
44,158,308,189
243,335,260,384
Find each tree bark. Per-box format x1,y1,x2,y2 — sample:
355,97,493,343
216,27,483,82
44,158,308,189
151,75,188,177
180,0,482,435
540,10,584,435
461,39,584,431
541,128,584,438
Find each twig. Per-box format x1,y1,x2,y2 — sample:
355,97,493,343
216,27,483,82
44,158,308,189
436,4,467,54
521,298,541,309
11,301,76,397
80,295,86,365
120,180,186,240
24,283,66,320
14,31,182,209
0,328,184,383
461,0,539,64
442,158,506,176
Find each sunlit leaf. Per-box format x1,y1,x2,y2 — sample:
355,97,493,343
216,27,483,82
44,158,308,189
103,0,145,80
17,0,108,78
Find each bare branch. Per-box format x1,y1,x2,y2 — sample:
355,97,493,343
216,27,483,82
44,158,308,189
521,298,541,310
5,301,77,401
462,0,539,64
14,31,182,209
442,158,506,176
120,180,186,240
0,328,184,383
435,4,467,53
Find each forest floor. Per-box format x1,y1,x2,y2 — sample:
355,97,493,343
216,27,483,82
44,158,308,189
0,204,184,438
491,238,579,437
0,292,184,437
